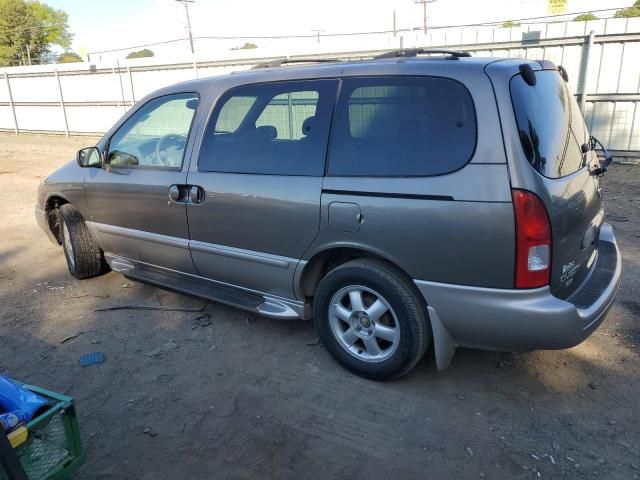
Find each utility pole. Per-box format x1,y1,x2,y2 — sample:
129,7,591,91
393,10,397,37
176,0,195,55
415,0,438,35
311,29,324,43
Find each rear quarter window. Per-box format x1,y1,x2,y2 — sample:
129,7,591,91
510,70,586,178
327,76,477,177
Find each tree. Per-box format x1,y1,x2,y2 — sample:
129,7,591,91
502,20,521,28
0,0,72,66
126,48,154,59
574,12,598,21
614,0,640,18
58,51,81,63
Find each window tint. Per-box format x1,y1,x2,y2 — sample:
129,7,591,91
511,70,586,178
215,96,257,133
256,91,319,140
327,76,477,177
108,93,198,168
199,80,337,176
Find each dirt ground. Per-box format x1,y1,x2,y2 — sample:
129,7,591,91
0,133,638,480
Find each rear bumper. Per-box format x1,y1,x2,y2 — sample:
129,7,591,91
415,223,621,362
35,205,59,245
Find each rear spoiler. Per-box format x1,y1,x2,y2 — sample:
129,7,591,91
519,60,569,86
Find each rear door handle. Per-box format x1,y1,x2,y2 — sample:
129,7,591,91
189,185,205,205
169,184,204,204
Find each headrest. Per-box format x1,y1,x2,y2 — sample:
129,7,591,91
301,116,316,136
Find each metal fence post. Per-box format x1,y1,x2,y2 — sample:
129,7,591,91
116,60,126,113
127,65,135,103
54,70,69,137
4,72,19,134
577,30,595,115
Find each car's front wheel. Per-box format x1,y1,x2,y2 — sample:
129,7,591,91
313,259,430,380
59,204,108,279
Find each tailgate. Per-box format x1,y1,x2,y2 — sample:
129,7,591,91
488,61,604,299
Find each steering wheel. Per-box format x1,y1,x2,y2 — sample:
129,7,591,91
155,134,186,166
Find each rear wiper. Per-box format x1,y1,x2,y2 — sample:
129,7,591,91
587,136,613,176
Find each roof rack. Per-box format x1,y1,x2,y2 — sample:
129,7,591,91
251,58,340,69
373,48,472,60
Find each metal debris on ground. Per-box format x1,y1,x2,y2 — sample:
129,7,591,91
95,304,207,313
60,332,83,344
63,294,110,299
147,341,179,357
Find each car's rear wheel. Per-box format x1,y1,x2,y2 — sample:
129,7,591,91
59,204,108,279
313,259,430,380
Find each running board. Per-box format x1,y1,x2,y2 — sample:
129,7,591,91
106,256,305,320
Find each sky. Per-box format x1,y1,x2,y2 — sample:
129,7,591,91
46,0,634,56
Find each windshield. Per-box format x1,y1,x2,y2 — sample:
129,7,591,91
510,70,587,179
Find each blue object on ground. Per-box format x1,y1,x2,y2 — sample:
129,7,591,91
0,410,27,433
0,376,51,421
79,352,105,367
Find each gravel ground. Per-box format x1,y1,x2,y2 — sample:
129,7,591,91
0,133,638,479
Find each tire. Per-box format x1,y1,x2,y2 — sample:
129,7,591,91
59,204,108,279
313,259,430,380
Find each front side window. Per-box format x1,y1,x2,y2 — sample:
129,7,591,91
510,70,586,178
108,93,199,169
198,80,338,176
327,76,477,176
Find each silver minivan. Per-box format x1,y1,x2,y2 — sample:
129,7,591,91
36,50,622,379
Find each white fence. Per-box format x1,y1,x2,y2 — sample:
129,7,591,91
1,18,640,153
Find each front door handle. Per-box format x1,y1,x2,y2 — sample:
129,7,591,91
168,185,182,202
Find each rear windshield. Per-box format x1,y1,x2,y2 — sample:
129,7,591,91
510,70,588,179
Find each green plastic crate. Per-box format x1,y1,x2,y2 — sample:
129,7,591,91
0,385,85,480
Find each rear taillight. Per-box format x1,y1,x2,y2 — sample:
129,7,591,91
512,189,552,288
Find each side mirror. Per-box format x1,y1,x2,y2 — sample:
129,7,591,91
77,147,102,168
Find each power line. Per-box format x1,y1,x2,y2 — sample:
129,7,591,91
86,6,632,56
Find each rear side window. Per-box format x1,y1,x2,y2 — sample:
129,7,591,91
198,79,338,176
510,70,586,178
327,76,477,177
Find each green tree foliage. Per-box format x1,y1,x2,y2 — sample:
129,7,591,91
126,48,154,59
502,20,521,28
574,12,598,21
231,42,258,50
0,0,72,66
614,0,640,18
58,51,81,63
